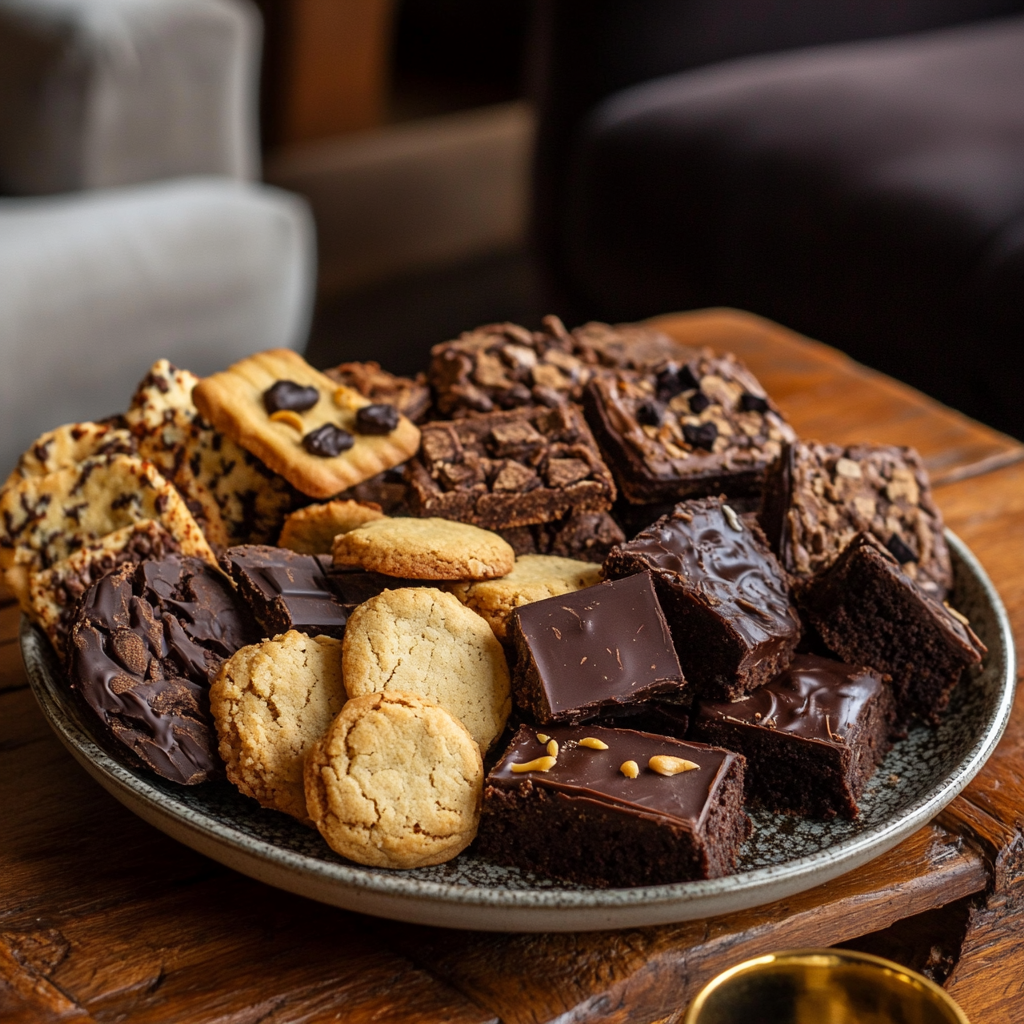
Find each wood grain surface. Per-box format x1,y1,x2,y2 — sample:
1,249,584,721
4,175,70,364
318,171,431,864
2,310,1022,1023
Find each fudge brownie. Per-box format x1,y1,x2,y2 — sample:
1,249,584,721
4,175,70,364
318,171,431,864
405,404,616,530
498,509,625,562
691,654,895,819
221,545,348,640
508,571,688,724
604,498,801,700
570,320,689,370
68,556,256,784
582,350,796,505
800,533,985,725
323,361,432,423
478,723,748,886
759,441,952,599
334,465,409,515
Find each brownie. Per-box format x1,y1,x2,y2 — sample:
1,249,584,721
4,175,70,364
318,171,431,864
405,404,616,530
799,533,985,725
569,320,689,370
759,441,952,599
334,465,409,515
604,498,801,700
323,361,432,423
497,509,625,562
508,571,688,724
478,723,748,886
68,556,256,784
221,545,348,640
691,654,895,819
582,350,796,505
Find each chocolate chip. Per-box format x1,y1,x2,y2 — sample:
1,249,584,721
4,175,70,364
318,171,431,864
636,399,664,426
740,392,770,413
682,422,718,451
355,403,399,435
689,391,711,414
264,380,320,415
303,424,355,457
655,362,701,402
886,533,917,564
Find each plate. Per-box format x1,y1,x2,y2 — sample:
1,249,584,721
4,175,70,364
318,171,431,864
22,531,1015,932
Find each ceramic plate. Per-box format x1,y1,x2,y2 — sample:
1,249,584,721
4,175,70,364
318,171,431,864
22,531,1014,932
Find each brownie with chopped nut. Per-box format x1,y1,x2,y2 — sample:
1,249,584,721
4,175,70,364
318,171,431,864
498,509,625,562
405,404,616,530
323,361,432,423
570,320,690,370
582,350,796,505
604,498,801,700
478,723,748,886
759,441,952,599
799,532,985,726
691,654,895,819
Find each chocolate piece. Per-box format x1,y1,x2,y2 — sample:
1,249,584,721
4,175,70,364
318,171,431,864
799,533,985,725
68,556,256,784
691,654,895,819
335,465,409,515
302,423,354,458
222,545,348,639
355,404,399,435
497,509,626,562
478,723,748,886
323,361,432,423
405,404,616,530
321,561,434,613
759,441,952,599
508,571,687,724
582,350,796,505
264,380,319,415
604,498,801,700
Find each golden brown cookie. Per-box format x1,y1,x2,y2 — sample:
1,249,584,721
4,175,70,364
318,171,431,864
446,554,603,641
332,516,514,580
277,499,385,555
342,588,510,751
304,690,483,868
211,631,347,824
192,349,421,499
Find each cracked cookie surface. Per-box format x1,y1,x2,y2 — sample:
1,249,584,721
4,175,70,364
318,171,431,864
304,690,483,869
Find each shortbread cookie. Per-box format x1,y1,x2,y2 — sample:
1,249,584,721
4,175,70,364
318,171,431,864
29,520,181,658
278,500,385,555
192,348,421,499
304,690,483,868
447,554,603,641
0,455,215,610
342,588,510,751
332,517,514,581
3,420,135,491
211,631,347,823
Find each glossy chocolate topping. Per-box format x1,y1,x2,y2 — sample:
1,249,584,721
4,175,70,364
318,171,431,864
263,380,319,414
511,571,686,721
488,724,736,831
696,654,885,743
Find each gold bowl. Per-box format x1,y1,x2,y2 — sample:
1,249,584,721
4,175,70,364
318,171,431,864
685,949,969,1024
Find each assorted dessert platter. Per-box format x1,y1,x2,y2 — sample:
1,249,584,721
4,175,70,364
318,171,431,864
4,314,999,908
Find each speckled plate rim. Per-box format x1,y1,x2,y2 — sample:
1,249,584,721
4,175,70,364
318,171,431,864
22,531,1015,932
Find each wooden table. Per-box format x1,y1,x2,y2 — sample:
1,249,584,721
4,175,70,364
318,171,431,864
3,309,1024,1023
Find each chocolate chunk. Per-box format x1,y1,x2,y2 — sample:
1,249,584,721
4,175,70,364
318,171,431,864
682,422,718,450
508,571,687,724
886,533,916,564
264,380,320,415
302,423,354,458
692,654,896,819
655,361,701,401
740,392,770,413
636,399,664,426
355,403,399,435
478,723,748,886
689,391,711,414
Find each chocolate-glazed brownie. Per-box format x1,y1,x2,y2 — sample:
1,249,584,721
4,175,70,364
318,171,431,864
582,350,796,505
68,556,256,784
759,441,952,599
604,498,801,700
508,571,688,724
799,533,985,726
405,404,616,530
691,654,895,819
478,723,748,886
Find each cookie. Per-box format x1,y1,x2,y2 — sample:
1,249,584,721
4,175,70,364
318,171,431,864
192,348,421,499
277,500,385,555
446,554,603,641
342,587,510,751
332,516,514,581
3,419,136,491
0,455,215,610
304,690,483,868
211,631,347,823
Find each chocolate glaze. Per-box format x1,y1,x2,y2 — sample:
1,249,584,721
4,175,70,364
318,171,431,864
509,571,687,724
488,723,736,832
263,380,319,414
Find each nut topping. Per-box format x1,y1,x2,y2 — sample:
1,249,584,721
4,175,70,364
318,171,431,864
649,754,699,776
510,755,557,773
269,410,305,432
578,737,609,750
620,760,640,779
